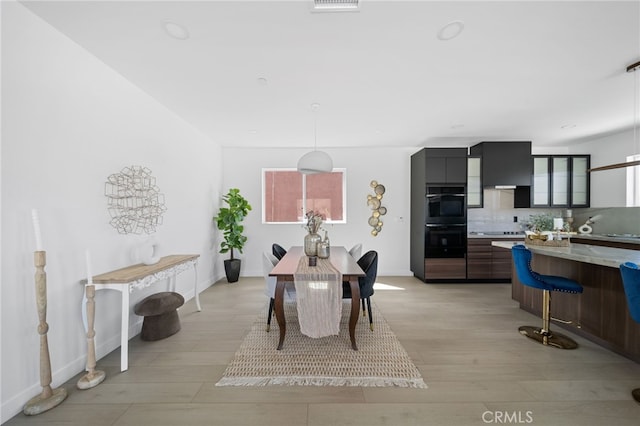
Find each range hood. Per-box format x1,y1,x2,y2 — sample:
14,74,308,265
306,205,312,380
470,141,532,187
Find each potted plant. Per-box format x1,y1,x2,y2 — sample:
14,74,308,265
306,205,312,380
213,188,252,283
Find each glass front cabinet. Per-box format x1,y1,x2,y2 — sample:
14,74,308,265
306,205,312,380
467,156,482,208
531,155,590,207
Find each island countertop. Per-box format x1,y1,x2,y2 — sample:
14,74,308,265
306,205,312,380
491,241,640,269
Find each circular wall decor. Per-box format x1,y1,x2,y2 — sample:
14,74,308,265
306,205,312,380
105,166,167,235
367,180,387,236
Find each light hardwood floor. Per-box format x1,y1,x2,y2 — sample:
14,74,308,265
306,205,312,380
5,276,640,425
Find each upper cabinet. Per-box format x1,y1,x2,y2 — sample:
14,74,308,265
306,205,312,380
423,148,468,184
469,141,532,187
467,156,482,207
531,155,590,207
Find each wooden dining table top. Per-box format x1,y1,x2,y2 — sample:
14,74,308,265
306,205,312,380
269,246,365,278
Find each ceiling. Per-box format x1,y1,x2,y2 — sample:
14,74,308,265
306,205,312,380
19,0,640,150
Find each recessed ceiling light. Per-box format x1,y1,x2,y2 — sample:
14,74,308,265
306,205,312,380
162,21,190,40
437,20,464,41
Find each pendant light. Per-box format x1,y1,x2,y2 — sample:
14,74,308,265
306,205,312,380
589,60,640,172
297,103,333,174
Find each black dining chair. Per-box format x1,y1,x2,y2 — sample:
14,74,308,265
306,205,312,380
343,250,378,331
272,243,287,261
262,252,279,332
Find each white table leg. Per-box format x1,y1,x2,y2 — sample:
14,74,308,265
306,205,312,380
81,287,88,332
193,262,201,311
120,288,129,372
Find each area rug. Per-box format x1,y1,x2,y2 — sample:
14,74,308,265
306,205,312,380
215,301,427,388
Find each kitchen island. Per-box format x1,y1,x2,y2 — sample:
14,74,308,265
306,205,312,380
493,240,640,362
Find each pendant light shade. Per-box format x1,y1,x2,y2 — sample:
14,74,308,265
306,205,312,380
297,150,333,174
297,102,333,174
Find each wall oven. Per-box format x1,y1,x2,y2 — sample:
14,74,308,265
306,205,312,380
424,223,467,258
425,186,466,224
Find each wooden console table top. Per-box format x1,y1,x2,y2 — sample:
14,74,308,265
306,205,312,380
88,254,199,284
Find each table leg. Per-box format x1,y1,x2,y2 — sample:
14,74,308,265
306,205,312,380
120,288,129,372
274,279,286,350
193,262,201,311
348,278,360,351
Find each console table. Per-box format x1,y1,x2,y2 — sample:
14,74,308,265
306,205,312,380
82,254,200,371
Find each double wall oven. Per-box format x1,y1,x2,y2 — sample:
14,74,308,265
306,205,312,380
424,185,467,280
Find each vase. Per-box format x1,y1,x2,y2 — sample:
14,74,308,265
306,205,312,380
304,232,322,257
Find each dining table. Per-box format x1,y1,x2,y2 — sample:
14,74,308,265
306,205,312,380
269,246,365,350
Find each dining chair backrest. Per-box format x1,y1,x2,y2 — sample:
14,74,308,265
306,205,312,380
272,243,287,261
620,262,640,324
349,243,363,260
357,250,378,299
511,244,552,291
262,252,279,298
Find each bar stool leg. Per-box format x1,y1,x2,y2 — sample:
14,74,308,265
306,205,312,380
518,290,579,350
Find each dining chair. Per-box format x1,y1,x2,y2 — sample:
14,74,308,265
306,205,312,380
348,243,362,260
262,252,279,332
272,243,287,261
620,261,640,403
342,250,378,331
511,244,583,349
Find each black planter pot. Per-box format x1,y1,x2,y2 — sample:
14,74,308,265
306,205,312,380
224,258,241,283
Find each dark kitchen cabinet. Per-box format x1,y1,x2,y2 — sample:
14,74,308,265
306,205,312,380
424,148,468,184
470,141,532,187
531,155,590,207
467,238,516,281
467,239,492,279
410,148,467,281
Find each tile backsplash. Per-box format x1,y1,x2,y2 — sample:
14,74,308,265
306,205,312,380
467,189,639,235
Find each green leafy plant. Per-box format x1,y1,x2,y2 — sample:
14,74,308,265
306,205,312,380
529,213,554,232
213,188,252,260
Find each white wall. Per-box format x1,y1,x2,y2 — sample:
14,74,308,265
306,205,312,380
222,146,417,277
569,129,637,207
1,3,223,421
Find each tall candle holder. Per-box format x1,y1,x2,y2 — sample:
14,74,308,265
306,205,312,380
23,251,68,415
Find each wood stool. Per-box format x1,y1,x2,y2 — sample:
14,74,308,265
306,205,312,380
134,292,184,341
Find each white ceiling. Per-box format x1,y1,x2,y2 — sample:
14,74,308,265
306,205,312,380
19,0,640,150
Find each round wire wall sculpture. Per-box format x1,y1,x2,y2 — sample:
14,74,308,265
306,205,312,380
105,166,167,235
367,180,387,236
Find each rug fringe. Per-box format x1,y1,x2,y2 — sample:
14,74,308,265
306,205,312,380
215,376,427,388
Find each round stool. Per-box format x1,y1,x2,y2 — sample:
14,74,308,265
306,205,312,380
134,292,184,341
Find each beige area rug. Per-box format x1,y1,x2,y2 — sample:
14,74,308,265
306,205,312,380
216,301,427,388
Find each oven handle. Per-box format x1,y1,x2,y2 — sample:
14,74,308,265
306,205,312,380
425,223,466,227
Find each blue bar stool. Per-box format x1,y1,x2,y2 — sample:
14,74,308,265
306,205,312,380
511,244,583,349
620,261,640,403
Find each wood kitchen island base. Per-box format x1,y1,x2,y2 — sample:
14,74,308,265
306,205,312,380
508,247,640,363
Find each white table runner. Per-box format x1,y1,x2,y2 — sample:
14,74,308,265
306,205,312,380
294,256,343,338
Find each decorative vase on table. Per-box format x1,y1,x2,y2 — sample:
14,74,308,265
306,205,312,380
304,232,322,257
303,210,325,257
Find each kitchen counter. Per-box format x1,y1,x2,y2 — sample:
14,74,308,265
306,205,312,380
494,240,640,363
571,233,640,245
492,241,640,268
468,232,525,239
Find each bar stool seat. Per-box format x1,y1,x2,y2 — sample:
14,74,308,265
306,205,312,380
620,261,640,403
134,291,184,341
511,244,583,349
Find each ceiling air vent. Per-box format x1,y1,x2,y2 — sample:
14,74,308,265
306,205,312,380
313,0,360,12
